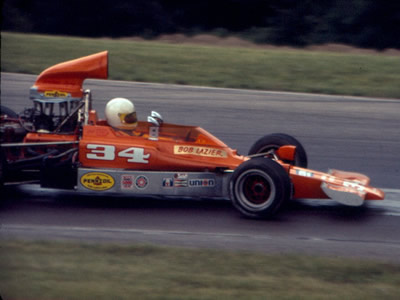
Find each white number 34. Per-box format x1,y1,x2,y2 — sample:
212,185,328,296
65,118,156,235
86,144,150,164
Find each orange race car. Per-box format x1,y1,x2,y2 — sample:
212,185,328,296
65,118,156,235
0,51,384,218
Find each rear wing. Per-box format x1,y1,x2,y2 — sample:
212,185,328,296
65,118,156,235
30,51,108,101
27,51,108,133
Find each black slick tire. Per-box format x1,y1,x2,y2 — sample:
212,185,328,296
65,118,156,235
1,106,18,118
248,133,308,168
230,157,291,219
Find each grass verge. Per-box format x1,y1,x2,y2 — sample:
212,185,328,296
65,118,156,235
1,32,400,98
1,240,400,300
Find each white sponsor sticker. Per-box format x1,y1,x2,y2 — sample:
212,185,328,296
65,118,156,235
174,145,227,158
121,175,135,190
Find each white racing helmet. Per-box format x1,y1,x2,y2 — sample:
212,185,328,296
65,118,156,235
105,98,138,130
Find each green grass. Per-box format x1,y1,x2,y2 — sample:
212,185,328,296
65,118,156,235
1,240,400,300
2,32,400,98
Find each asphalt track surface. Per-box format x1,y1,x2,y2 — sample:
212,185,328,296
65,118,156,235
1,73,400,262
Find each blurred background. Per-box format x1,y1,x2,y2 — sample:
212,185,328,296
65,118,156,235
2,0,399,50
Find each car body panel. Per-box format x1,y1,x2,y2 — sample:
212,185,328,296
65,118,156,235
78,118,246,172
0,51,384,212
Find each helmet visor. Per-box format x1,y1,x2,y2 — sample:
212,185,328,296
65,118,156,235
119,112,137,124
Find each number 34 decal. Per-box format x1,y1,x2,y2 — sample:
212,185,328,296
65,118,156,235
86,144,150,164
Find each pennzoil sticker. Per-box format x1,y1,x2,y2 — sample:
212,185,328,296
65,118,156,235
80,172,115,191
174,145,227,158
44,90,69,98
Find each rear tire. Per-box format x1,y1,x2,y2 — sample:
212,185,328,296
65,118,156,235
1,106,26,143
230,158,291,219
248,133,308,168
1,106,18,118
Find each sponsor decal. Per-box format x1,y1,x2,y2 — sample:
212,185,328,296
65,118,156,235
189,179,216,187
173,173,188,187
163,178,174,187
121,175,134,190
80,172,114,191
44,90,68,98
135,175,148,189
174,145,227,158
296,170,314,178
175,173,188,179
174,180,187,187
149,126,159,140
321,175,335,182
343,181,365,192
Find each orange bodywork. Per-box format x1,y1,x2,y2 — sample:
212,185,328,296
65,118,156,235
25,133,79,144
78,119,246,172
289,167,384,201
24,114,384,202
18,51,384,203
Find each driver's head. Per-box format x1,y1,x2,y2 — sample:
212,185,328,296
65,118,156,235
105,98,138,130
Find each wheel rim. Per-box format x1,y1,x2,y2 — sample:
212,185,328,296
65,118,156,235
235,169,276,211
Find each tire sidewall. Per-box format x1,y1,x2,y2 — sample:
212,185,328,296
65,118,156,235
230,157,291,219
248,133,308,168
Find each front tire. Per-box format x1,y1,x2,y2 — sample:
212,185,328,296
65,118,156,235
248,133,308,168
230,158,291,219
